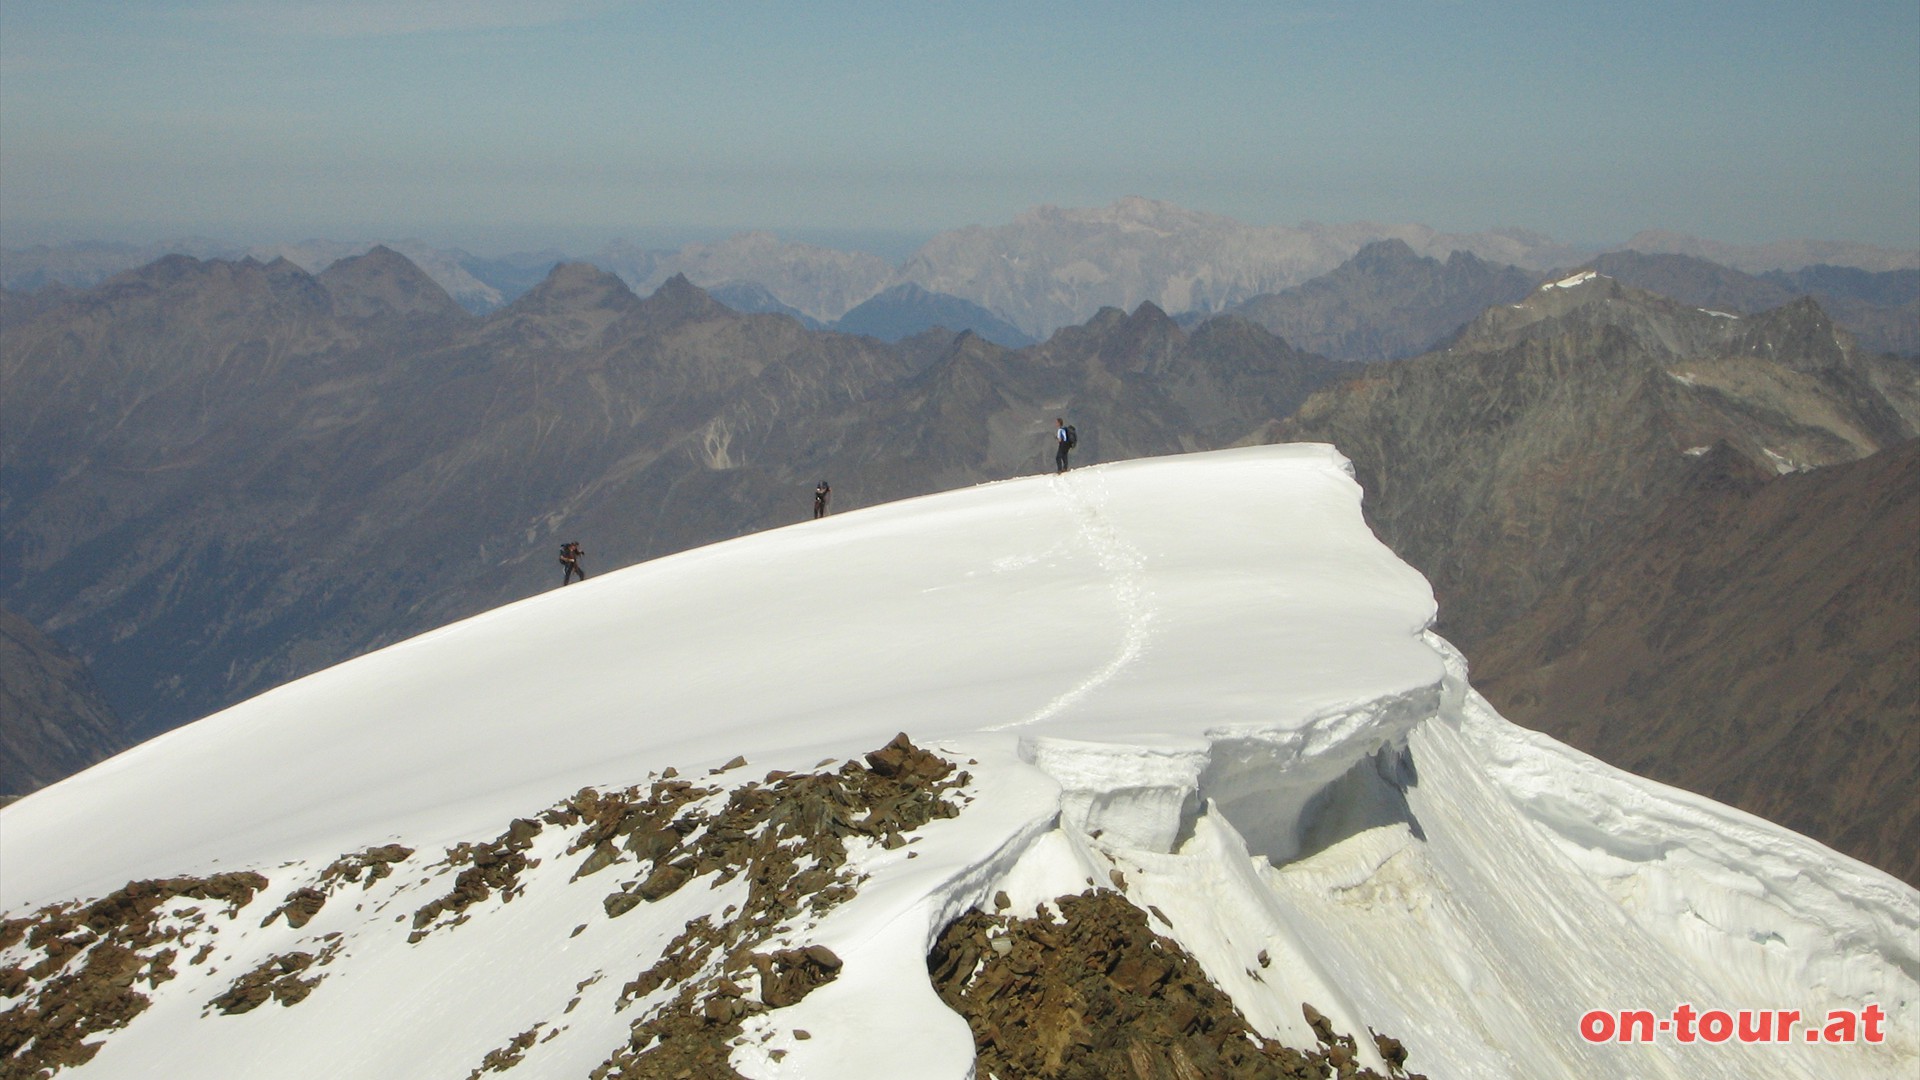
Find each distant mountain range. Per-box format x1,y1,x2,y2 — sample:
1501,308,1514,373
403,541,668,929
7,198,1913,343
3,246,1915,888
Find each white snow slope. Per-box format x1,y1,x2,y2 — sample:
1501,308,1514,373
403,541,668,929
3,444,1915,1079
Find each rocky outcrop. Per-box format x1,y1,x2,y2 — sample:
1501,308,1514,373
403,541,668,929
0,872,268,1074
929,889,1423,1079
0,737,973,1079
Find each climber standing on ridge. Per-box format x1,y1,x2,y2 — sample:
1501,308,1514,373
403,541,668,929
813,480,831,520
1055,417,1077,473
559,541,586,586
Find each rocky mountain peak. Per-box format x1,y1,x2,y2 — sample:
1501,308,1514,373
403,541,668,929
1733,295,1850,372
481,262,646,351
1348,238,1423,272
511,261,642,317
317,245,465,321
1127,299,1175,329
1442,249,1495,272
1446,271,1669,351
635,272,731,329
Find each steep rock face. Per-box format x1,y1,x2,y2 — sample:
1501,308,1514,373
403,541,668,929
1231,240,1541,361
1470,441,1920,884
1271,273,1920,878
0,607,130,799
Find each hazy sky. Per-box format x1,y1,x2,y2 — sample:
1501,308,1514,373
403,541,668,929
2,0,1916,254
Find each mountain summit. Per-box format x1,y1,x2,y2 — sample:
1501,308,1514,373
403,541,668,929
315,245,467,322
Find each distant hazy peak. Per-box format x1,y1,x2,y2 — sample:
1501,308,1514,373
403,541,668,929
1127,299,1176,329
1348,237,1424,267
636,272,731,328
512,260,642,313
317,245,465,320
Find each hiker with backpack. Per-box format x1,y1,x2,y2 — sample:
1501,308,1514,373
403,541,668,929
559,541,586,586
1055,418,1077,473
813,480,831,519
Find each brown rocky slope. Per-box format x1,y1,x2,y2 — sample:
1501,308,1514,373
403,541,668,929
1470,440,1920,883
1270,273,1919,882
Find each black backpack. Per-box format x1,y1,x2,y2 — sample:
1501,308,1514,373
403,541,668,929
1064,425,1078,449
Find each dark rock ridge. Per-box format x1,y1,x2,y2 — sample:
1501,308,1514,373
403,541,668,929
1271,273,1920,881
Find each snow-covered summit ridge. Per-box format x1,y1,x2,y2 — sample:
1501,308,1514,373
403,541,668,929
2,443,1439,908
3,444,1914,1079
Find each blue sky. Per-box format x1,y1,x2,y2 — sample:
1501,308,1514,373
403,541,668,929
2,0,1915,254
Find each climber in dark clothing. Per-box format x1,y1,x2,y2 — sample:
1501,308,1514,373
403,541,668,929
813,480,831,519
1055,418,1076,473
559,541,586,585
